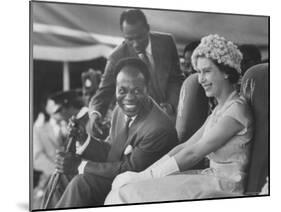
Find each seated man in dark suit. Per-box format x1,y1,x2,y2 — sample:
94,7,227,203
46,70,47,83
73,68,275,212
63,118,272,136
89,9,183,133
51,58,178,208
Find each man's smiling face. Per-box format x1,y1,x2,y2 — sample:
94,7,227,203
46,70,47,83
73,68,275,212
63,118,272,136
116,65,148,117
122,20,149,54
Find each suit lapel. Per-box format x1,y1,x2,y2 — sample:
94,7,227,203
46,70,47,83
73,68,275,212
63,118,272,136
107,113,129,161
150,33,166,101
150,33,162,75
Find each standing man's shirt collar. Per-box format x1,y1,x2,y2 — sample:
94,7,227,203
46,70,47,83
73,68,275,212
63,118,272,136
136,34,152,56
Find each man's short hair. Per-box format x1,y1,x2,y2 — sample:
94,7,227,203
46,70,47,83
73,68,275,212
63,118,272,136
183,41,200,56
114,57,150,84
120,9,149,29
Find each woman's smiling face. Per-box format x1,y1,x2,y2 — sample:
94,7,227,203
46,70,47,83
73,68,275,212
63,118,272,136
196,57,228,98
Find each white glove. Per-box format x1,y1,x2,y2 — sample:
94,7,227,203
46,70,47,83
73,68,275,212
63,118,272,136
150,156,179,178
111,171,152,190
146,154,170,170
111,156,179,190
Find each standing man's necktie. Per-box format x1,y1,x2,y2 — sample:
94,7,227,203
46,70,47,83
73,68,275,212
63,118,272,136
138,52,152,70
138,52,164,103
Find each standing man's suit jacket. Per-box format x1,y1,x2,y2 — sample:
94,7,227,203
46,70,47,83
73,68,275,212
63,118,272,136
81,98,178,180
89,32,183,116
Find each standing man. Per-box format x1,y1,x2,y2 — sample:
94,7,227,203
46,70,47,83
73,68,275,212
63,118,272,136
46,58,178,208
89,9,183,133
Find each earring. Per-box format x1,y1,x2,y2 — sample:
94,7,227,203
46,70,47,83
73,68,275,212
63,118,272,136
224,75,229,79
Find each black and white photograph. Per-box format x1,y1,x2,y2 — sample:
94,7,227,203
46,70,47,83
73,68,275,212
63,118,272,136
29,0,269,211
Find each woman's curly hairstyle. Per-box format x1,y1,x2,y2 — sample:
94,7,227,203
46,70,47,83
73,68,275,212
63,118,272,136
191,34,243,83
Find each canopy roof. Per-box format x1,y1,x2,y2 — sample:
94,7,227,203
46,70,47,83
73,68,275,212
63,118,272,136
32,2,269,61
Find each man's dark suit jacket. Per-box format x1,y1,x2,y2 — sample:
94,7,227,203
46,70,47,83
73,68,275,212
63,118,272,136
42,99,178,208
81,98,178,180
89,32,183,116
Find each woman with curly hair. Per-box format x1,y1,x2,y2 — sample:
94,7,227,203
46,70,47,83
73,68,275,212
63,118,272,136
104,34,254,203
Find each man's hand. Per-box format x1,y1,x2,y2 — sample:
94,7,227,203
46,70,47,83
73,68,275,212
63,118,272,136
89,112,104,138
67,116,88,145
55,151,81,175
159,103,174,115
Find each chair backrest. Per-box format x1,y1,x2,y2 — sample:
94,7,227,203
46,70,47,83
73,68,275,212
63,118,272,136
240,63,269,194
176,73,209,143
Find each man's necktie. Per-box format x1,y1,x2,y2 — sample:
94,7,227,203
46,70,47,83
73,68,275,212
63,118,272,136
139,52,152,70
138,52,164,103
124,117,132,139
107,116,132,161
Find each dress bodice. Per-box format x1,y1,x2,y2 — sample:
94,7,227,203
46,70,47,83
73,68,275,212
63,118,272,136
201,92,253,190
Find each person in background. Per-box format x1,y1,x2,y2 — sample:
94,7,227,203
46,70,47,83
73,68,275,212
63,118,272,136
89,9,183,133
47,90,85,143
81,68,101,105
48,58,178,208
33,90,84,209
105,34,253,204
239,44,262,76
180,41,200,78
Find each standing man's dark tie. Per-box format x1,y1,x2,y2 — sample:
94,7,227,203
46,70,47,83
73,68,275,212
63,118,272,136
138,52,164,103
138,52,151,70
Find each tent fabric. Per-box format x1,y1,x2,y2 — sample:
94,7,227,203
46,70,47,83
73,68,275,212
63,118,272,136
31,2,269,61
33,44,114,62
